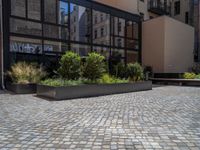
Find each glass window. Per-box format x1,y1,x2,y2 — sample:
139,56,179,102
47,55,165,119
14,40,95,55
93,46,110,59
44,40,68,53
127,50,138,63
44,0,56,23
10,18,42,36
11,0,26,17
43,24,68,40
28,0,41,20
111,49,125,59
127,40,139,50
59,1,69,25
71,44,90,56
93,10,110,46
70,3,91,43
10,36,42,54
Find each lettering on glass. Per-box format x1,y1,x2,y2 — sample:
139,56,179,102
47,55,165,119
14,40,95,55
10,41,42,54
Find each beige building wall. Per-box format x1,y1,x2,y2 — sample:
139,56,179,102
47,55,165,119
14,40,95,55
94,0,139,14
164,16,194,73
171,0,190,24
142,16,194,73
142,17,165,73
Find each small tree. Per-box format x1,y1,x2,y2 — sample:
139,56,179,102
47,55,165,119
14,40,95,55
58,51,81,80
127,62,144,81
83,52,106,81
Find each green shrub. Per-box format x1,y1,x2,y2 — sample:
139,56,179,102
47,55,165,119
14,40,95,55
183,72,196,79
127,62,144,81
195,74,200,79
8,62,46,84
98,74,128,84
58,51,81,80
41,78,83,87
83,52,106,81
113,62,128,79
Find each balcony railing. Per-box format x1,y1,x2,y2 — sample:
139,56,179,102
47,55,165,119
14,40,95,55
148,0,171,16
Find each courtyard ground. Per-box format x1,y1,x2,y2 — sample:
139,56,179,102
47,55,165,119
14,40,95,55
0,86,200,149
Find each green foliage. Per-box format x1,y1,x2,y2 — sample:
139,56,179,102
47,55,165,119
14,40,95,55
83,52,106,81
183,72,196,79
41,78,83,87
98,74,128,84
8,62,46,84
195,74,200,79
58,51,81,80
113,62,128,79
127,62,144,82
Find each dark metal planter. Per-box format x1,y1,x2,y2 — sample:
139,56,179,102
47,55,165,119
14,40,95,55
37,81,152,100
6,82,37,94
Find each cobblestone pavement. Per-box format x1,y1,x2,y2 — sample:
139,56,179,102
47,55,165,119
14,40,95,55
0,86,200,150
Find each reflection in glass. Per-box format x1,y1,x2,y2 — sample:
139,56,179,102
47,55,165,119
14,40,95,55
70,3,91,43
127,50,138,63
44,41,68,53
44,0,56,23
11,0,26,17
10,18,42,36
43,24,68,40
93,10,110,46
28,0,41,20
59,1,69,25
71,44,90,56
10,36,42,54
93,46,110,59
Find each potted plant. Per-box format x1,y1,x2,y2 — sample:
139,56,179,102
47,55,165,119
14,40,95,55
6,62,46,94
37,52,152,100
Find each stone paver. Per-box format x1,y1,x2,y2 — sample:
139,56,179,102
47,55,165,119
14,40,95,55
0,86,200,149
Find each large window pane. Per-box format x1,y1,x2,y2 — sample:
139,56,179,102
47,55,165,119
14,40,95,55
44,0,56,23
28,0,41,20
127,40,139,50
111,16,126,48
93,46,110,59
71,44,90,56
43,24,68,40
10,18,42,36
93,10,110,46
111,17,125,37
127,50,138,63
70,3,91,43
59,1,69,25
11,0,26,17
10,36,42,54
44,41,68,53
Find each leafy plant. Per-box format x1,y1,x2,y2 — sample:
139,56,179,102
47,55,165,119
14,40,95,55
183,72,196,79
83,52,106,81
98,74,128,84
58,51,81,80
41,78,83,87
127,62,144,82
8,62,46,84
113,62,128,79
195,74,200,79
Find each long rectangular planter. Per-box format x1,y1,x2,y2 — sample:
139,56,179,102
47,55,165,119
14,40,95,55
37,81,152,100
6,82,37,94
150,78,200,86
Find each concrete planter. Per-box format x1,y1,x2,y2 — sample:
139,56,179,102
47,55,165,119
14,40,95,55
6,82,37,94
37,81,152,100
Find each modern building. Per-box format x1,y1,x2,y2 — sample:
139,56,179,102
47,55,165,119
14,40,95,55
0,0,196,88
193,0,200,62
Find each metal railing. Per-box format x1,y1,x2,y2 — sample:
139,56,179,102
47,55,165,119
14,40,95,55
148,0,171,16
